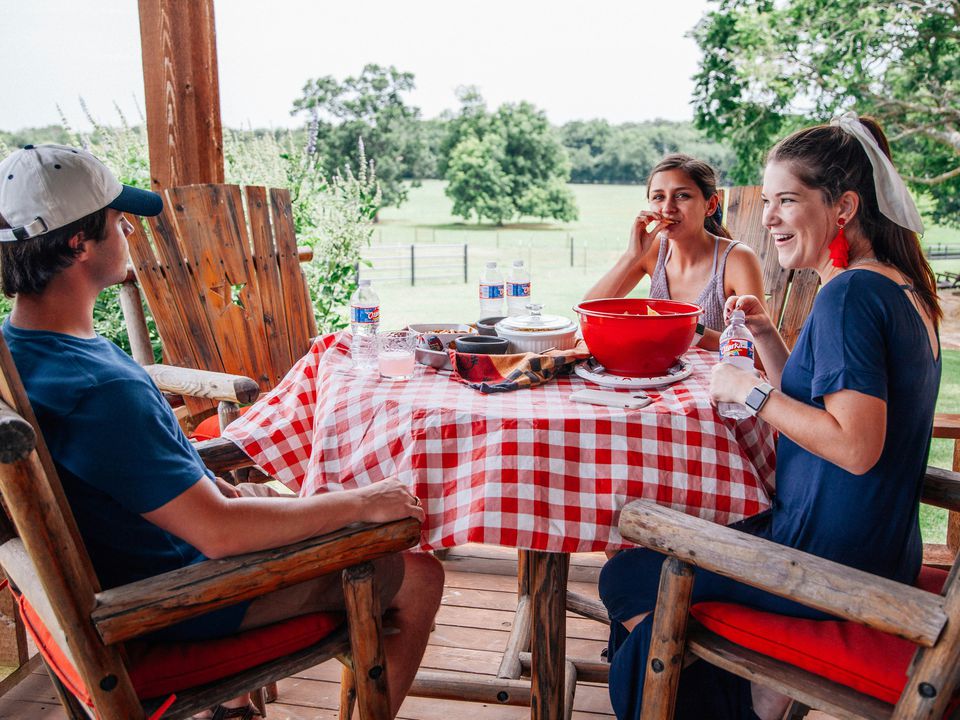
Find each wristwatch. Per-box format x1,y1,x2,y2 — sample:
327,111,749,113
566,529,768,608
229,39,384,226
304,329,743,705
690,320,706,348
744,382,774,416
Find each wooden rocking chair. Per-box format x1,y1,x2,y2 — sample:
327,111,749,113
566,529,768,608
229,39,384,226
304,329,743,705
0,331,418,719
120,183,318,432
618,459,960,720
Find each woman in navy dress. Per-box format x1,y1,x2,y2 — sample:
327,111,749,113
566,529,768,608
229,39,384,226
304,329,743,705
599,115,942,719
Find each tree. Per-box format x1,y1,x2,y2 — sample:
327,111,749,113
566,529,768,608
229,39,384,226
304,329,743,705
691,0,960,224
558,120,735,185
445,134,514,223
292,64,428,208
443,91,578,224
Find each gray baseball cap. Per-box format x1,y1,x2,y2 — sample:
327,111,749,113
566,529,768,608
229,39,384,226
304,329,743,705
0,144,162,242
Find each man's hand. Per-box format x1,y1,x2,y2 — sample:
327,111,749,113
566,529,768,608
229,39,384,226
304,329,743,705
213,477,240,498
353,479,425,524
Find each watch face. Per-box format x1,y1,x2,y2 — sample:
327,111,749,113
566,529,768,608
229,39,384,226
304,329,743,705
745,384,771,412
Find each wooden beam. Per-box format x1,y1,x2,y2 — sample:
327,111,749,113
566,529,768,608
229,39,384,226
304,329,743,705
138,0,224,190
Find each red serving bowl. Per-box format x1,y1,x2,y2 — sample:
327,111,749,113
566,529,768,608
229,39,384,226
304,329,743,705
573,298,702,376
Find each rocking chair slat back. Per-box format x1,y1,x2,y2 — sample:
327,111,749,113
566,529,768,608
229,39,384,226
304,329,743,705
127,184,317,420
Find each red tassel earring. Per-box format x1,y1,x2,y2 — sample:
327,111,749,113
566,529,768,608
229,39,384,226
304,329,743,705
829,218,849,268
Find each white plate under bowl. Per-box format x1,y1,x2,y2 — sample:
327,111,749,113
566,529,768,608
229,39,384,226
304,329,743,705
575,357,692,389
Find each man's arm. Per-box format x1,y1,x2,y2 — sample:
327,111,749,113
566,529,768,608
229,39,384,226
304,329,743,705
144,478,424,559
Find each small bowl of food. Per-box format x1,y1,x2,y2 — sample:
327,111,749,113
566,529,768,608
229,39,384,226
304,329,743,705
454,335,510,355
408,323,475,370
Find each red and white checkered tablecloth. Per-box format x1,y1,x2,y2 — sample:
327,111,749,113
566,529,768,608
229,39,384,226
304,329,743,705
224,333,775,553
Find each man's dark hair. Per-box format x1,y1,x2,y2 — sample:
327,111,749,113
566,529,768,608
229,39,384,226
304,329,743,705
0,208,108,296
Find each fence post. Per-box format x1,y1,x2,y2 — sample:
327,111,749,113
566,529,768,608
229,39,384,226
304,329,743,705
569,235,574,267
463,244,468,284
410,244,416,287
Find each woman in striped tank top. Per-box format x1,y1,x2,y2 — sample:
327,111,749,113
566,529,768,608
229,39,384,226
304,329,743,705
584,154,765,351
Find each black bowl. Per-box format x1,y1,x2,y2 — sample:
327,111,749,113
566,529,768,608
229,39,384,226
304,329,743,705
455,335,509,355
476,316,507,336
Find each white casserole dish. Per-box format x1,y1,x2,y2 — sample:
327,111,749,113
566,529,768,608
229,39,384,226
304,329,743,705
494,304,578,353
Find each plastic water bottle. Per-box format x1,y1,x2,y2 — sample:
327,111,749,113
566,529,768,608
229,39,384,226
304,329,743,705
717,310,757,419
479,261,505,318
506,260,531,317
350,279,380,370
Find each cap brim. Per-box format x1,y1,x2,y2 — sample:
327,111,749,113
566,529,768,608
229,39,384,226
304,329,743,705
108,184,163,217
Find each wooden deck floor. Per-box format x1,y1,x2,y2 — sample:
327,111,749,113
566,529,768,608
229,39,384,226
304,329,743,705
0,546,615,720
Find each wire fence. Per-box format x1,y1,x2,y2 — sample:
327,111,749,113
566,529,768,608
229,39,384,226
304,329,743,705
362,229,592,285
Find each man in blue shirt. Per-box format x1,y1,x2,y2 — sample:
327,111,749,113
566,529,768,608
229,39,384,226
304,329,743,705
0,144,443,718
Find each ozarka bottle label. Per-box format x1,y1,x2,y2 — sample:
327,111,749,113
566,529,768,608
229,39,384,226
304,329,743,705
351,306,380,324
507,282,531,298
479,283,504,299
720,337,754,359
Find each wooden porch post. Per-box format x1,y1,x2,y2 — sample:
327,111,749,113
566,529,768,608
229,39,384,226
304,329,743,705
137,0,225,190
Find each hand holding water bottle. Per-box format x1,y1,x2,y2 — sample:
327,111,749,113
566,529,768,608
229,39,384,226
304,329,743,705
714,309,758,419
722,295,774,338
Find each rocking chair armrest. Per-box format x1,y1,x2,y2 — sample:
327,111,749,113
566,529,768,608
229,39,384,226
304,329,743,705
91,516,421,645
933,413,960,441
144,364,260,405
618,500,947,646
195,436,257,474
922,465,960,511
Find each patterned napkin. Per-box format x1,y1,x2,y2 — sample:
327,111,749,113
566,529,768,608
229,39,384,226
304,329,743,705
449,340,591,393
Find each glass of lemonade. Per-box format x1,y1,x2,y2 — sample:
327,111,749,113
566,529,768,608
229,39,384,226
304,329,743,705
377,330,418,381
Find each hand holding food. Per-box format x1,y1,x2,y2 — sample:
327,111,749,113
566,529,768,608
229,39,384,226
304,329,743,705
627,210,674,258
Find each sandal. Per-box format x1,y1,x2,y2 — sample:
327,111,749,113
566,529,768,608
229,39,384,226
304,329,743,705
210,704,262,720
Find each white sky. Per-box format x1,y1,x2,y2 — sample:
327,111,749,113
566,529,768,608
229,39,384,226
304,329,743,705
1,0,711,132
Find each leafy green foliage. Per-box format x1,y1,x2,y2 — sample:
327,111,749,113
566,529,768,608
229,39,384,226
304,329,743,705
691,0,960,224
559,119,735,185
443,91,578,224
292,64,428,208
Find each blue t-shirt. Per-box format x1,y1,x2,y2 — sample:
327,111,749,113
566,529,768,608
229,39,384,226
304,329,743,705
772,270,941,583
2,319,248,639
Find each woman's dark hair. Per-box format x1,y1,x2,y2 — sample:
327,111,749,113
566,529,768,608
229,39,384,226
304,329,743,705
647,154,732,239
0,208,108,296
767,117,941,325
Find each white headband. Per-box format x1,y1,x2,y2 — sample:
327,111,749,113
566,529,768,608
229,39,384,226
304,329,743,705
829,111,924,236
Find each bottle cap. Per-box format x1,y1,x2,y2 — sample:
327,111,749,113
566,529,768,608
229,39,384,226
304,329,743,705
730,309,745,322
485,261,497,268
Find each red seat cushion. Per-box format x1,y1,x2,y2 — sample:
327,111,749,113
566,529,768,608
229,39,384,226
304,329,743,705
690,565,948,705
18,593,341,706
190,405,252,441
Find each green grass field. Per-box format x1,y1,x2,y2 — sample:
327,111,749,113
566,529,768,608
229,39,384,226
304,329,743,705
372,180,960,543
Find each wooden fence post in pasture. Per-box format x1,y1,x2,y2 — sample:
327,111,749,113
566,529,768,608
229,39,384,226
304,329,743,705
569,235,574,268
463,244,469,284
410,245,416,287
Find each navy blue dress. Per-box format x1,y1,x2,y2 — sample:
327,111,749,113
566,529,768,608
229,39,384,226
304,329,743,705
599,270,942,719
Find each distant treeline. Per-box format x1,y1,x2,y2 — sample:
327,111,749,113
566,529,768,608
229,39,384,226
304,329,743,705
1,118,734,188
